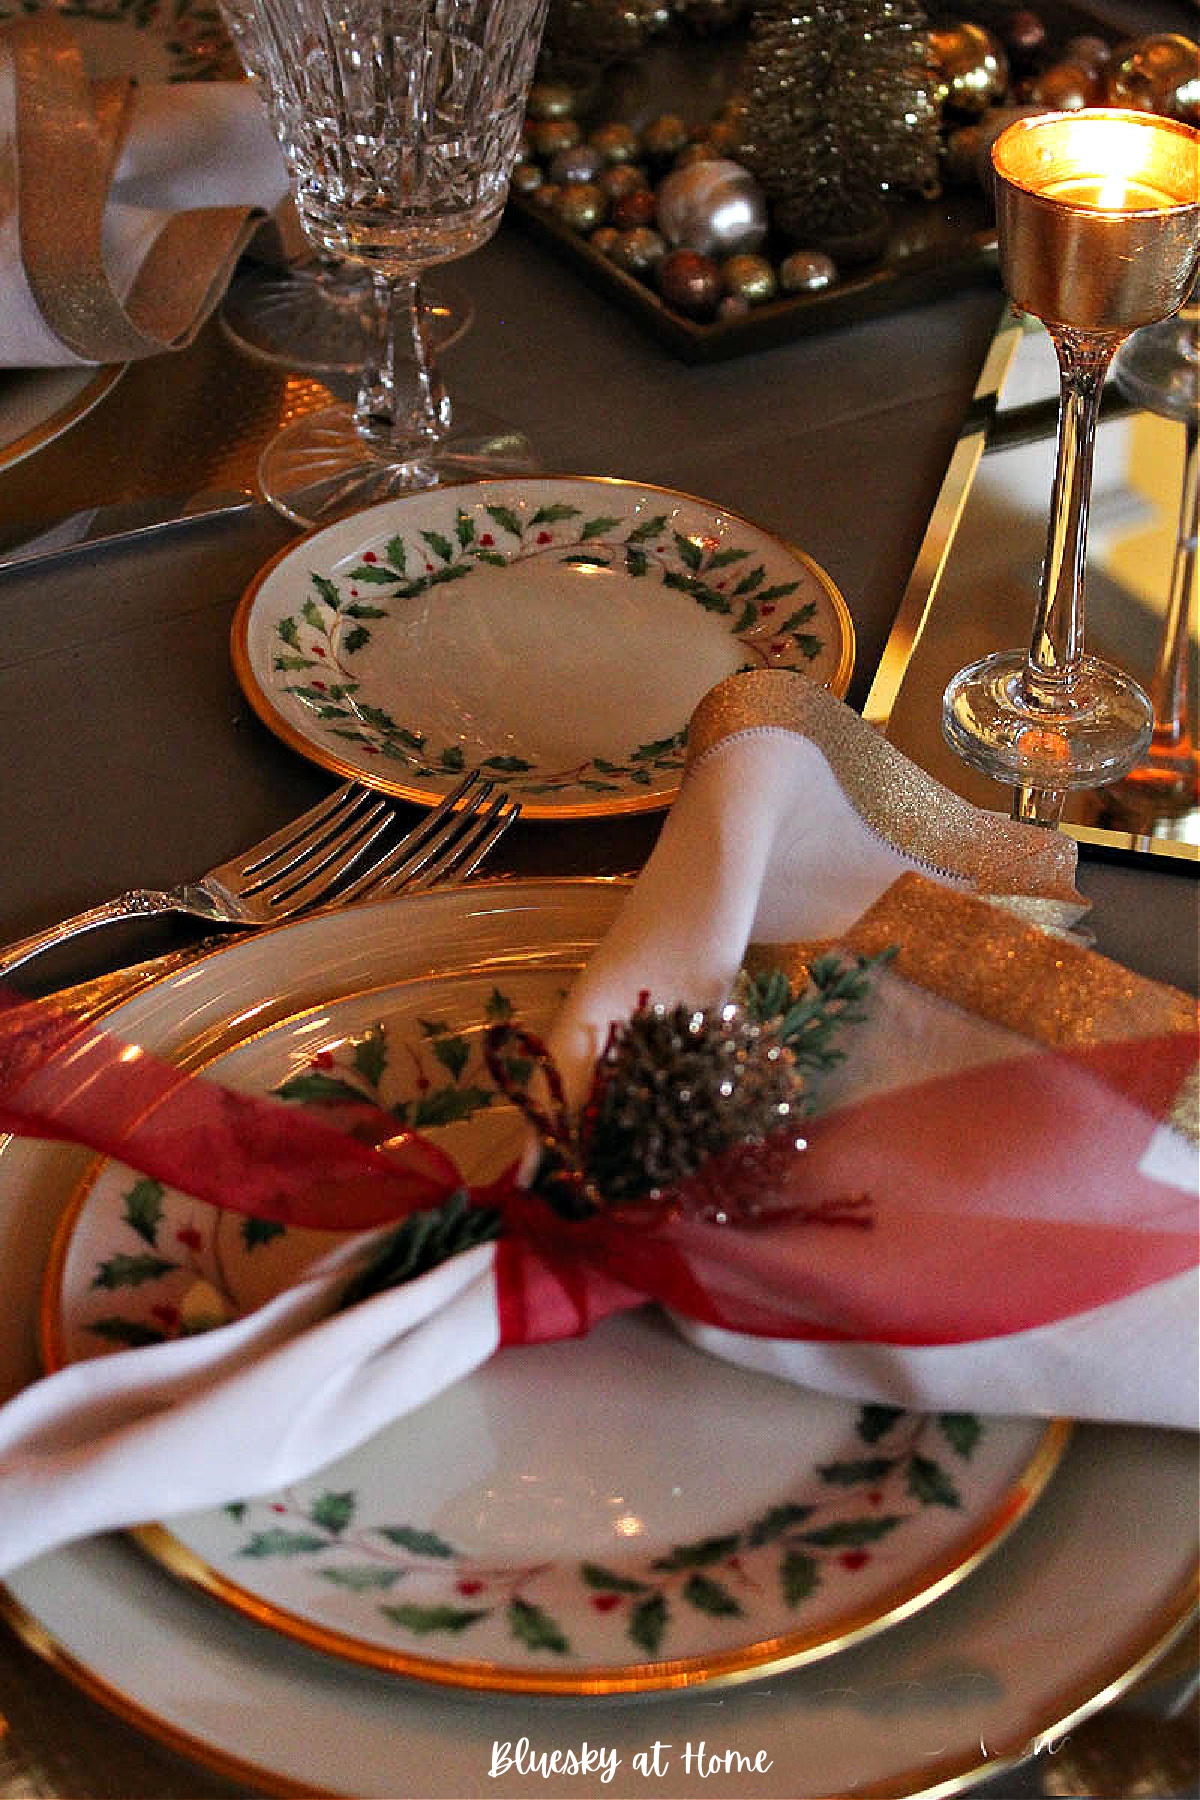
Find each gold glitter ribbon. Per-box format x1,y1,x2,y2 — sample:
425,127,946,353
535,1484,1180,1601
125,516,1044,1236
2,14,271,362
687,670,1083,907
750,873,1199,1142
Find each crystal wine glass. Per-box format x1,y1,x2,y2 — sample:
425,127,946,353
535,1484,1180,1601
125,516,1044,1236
217,0,474,379
943,111,1200,810
246,0,548,527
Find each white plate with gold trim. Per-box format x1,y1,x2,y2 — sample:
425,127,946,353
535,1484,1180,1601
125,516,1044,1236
0,365,124,473
0,883,1195,1796
231,478,854,821
44,957,1063,1696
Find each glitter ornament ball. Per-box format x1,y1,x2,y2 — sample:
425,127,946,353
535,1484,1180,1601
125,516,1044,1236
656,158,768,258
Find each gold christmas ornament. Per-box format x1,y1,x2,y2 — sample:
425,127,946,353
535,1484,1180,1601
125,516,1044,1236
930,21,1010,117
1105,34,1200,127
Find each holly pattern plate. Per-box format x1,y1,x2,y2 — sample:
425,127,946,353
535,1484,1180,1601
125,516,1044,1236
0,0,239,79
47,950,1065,1694
231,477,854,820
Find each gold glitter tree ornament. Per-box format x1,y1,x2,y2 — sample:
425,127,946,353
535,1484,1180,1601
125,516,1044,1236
731,0,943,254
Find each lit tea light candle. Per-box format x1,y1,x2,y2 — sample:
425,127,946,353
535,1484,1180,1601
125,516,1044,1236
993,110,1200,333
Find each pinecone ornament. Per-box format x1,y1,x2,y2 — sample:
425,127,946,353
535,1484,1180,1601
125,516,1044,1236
732,0,942,253
579,998,801,1216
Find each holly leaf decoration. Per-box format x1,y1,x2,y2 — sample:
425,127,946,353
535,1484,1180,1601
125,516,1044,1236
353,1026,388,1089
274,1071,367,1107
320,1565,404,1591
241,1216,285,1250
580,1563,650,1594
780,1549,819,1607
508,1597,569,1653
337,1191,501,1312
309,1490,355,1534
746,1502,814,1546
430,1034,469,1081
485,503,524,539
629,1593,668,1655
92,1252,176,1290
86,1316,167,1347
856,1404,907,1443
797,1516,904,1548
682,1573,741,1617
938,1413,982,1459
239,1528,330,1557
817,1456,897,1486
382,1602,489,1635
376,1525,457,1558
906,1454,962,1510
122,1177,165,1245
411,1084,494,1128
651,1534,740,1571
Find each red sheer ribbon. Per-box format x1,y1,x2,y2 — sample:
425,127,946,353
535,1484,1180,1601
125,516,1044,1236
0,986,1195,1349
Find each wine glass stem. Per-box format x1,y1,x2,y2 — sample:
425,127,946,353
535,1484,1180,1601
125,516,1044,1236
1020,328,1119,713
353,273,451,454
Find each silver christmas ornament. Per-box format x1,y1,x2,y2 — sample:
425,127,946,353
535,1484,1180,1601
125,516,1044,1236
656,159,769,258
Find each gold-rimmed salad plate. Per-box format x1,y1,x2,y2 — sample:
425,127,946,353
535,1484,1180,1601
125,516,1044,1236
231,477,854,821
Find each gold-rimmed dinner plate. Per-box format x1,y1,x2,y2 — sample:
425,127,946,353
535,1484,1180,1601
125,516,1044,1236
43,954,1064,1696
230,477,854,821
0,885,1195,1796
0,365,124,474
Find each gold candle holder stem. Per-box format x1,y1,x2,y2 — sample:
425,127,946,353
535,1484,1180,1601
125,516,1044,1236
1020,329,1117,711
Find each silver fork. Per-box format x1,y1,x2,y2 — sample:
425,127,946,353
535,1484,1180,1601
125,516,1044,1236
0,774,519,983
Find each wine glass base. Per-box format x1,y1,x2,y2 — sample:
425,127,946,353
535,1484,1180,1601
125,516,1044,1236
258,402,538,528
221,266,473,377
942,650,1155,792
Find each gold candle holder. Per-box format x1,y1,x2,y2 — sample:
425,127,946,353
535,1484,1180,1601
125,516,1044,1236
944,110,1200,800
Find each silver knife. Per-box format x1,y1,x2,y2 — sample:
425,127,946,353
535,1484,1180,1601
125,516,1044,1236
0,489,266,574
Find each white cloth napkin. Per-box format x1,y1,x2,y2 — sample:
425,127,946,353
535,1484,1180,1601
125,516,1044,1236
0,673,1194,1577
0,18,289,366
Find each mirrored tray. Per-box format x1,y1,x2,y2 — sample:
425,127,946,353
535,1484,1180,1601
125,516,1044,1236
866,305,1199,869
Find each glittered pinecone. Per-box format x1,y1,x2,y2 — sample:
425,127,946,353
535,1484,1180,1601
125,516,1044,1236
732,0,942,252
580,998,800,1211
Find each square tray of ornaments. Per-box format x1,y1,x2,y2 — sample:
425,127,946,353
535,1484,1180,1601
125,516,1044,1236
506,2,1199,362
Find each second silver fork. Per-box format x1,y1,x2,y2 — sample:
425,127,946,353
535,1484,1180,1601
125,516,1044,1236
0,775,519,983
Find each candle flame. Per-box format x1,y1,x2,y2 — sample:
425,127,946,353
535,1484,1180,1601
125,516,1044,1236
1078,119,1150,210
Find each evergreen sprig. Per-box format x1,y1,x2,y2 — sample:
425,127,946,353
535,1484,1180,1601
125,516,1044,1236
337,1189,502,1311
737,949,893,1085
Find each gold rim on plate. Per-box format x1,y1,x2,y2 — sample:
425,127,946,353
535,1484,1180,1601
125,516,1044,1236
0,364,124,473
